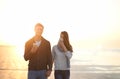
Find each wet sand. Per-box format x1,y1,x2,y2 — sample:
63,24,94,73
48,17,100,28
0,67,120,79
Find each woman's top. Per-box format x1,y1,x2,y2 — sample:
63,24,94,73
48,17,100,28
52,45,72,70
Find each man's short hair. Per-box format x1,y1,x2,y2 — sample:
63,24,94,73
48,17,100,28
35,23,44,29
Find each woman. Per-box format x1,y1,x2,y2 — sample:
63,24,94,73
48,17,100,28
52,31,73,79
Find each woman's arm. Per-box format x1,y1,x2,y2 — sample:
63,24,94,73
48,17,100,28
64,51,72,59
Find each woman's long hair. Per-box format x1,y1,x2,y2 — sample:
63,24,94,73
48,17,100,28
61,31,73,52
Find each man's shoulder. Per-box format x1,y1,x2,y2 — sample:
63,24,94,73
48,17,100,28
25,37,34,45
42,37,50,43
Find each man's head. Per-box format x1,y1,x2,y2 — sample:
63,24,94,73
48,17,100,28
34,23,44,36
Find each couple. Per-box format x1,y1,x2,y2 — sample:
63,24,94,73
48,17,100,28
24,23,73,79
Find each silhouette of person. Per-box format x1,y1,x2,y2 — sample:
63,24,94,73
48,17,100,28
24,23,53,79
52,31,73,79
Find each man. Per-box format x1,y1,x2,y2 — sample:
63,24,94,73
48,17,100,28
24,23,52,79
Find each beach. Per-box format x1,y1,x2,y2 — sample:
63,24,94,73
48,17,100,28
0,66,120,79
0,46,120,79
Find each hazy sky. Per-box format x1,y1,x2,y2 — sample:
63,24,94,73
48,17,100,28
0,0,120,49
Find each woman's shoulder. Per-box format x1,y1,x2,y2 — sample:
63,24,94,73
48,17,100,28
53,45,57,48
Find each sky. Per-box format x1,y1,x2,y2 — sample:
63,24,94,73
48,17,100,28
0,0,120,49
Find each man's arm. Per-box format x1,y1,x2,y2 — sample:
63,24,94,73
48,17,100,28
46,42,53,77
24,42,34,61
47,42,53,70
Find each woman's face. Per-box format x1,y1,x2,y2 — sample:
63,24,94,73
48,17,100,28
60,34,64,41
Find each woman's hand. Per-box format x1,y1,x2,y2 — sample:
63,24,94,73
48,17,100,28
59,40,68,52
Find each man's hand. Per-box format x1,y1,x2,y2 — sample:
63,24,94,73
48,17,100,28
46,70,52,77
30,43,38,53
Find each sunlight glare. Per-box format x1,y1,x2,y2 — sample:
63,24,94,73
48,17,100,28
0,0,120,63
